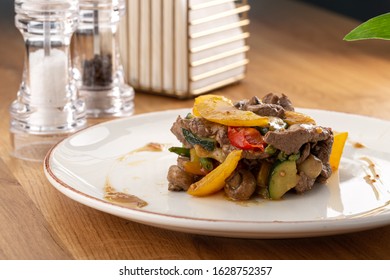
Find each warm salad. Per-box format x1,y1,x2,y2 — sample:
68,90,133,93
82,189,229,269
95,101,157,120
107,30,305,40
167,93,346,200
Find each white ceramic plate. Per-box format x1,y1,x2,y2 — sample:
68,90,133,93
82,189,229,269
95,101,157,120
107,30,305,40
44,108,390,238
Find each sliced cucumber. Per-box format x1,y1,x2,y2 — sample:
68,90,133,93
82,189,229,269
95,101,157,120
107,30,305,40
268,160,299,200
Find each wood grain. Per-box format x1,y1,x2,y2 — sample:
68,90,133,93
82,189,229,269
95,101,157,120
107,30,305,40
0,159,72,259
1,0,390,260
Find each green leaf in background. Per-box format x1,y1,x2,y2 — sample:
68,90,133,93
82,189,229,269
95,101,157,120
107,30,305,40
344,13,390,41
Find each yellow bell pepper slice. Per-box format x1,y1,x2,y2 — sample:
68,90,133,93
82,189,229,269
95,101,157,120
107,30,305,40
284,111,316,125
183,149,208,176
193,94,270,127
187,149,242,197
329,131,348,171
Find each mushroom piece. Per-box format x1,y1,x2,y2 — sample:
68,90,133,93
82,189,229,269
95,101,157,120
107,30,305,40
297,154,323,179
167,165,195,191
295,154,323,193
224,169,257,200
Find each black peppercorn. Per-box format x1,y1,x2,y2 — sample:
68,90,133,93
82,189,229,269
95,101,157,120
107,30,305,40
82,54,112,87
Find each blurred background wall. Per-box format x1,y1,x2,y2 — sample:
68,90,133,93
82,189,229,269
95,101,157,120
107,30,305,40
1,0,390,30
0,1,13,22
298,0,390,21
2,0,390,22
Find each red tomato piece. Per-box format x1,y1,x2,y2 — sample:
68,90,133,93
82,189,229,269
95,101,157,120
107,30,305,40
228,127,265,151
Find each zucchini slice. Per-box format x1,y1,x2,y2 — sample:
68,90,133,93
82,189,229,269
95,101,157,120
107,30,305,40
268,160,299,200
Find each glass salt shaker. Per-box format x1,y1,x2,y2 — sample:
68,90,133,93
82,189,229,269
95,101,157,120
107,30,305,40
10,0,87,161
72,0,134,118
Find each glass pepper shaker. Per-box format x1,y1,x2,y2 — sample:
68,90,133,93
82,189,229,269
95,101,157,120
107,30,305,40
10,0,87,161
72,0,134,118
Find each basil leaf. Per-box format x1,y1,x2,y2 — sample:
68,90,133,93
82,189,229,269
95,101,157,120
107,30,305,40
344,13,390,41
182,128,216,151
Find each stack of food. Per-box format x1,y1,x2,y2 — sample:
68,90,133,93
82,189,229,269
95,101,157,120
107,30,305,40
167,93,345,201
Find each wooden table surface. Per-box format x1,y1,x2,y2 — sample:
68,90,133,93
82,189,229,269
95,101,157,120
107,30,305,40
1,0,390,260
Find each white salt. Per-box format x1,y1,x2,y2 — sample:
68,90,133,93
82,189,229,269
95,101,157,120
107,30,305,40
29,48,69,107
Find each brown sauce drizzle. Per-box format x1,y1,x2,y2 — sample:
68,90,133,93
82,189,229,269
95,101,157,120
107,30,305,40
104,181,148,208
132,142,164,153
353,142,365,149
360,157,380,180
359,157,382,200
118,142,164,162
